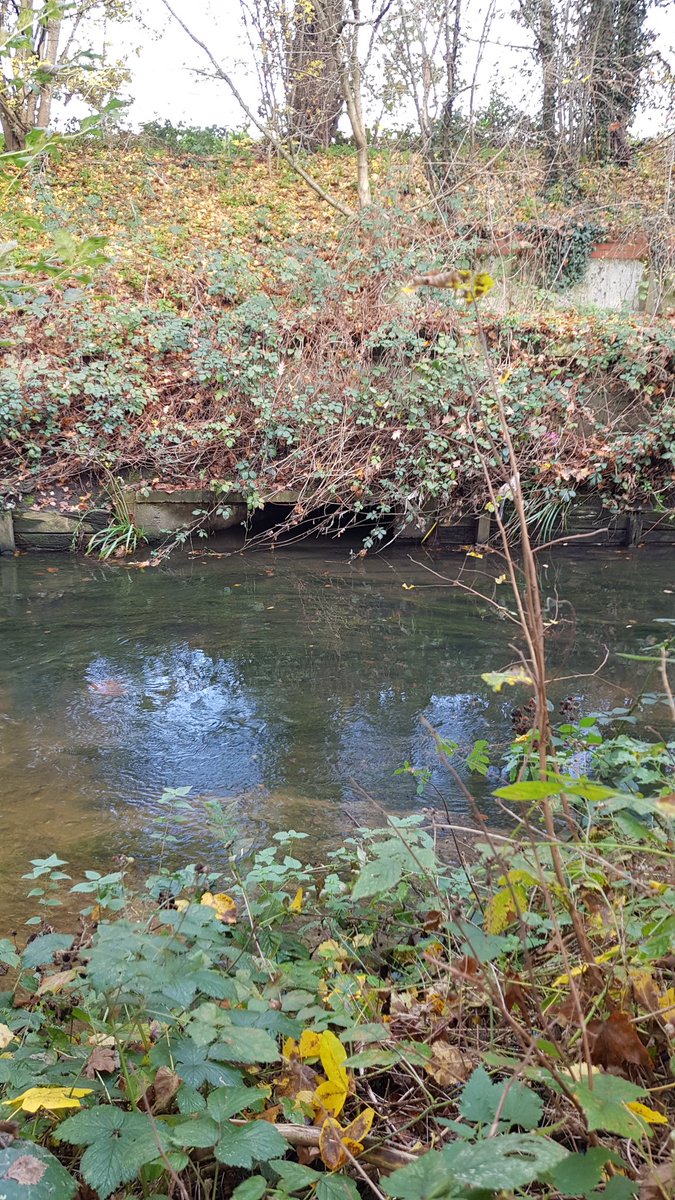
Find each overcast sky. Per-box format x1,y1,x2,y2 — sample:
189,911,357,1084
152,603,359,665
79,0,674,137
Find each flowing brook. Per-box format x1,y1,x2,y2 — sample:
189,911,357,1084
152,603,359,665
0,546,673,918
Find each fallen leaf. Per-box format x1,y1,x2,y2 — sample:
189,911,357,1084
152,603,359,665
36,968,78,996
0,1025,15,1050
2,1086,92,1113
425,1041,470,1086
639,1159,674,1200
200,892,237,924
88,678,128,697
625,1101,668,1125
84,1045,119,1078
289,886,303,913
589,1012,652,1076
143,1066,181,1113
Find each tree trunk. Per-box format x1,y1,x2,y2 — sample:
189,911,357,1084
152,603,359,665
539,0,559,186
287,0,343,149
36,14,61,130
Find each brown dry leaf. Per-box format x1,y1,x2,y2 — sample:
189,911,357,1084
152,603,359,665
425,1041,470,1086
144,1066,181,1114
277,1056,318,1100
0,1024,15,1050
639,1159,674,1200
88,679,128,697
36,969,79,996
0,1120,19,1149
319,1117,346,1171
259,1105,282,1123
3,1154,47,1184
84,1046,119,1078
589,1011,652,1076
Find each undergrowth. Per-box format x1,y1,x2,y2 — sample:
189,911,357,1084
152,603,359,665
0,716,673,1200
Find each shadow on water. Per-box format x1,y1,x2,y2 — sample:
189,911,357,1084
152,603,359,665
0,545,673,921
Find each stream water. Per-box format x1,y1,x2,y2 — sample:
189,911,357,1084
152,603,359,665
1,546,673,920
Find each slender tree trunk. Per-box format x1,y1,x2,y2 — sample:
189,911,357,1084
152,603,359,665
36,14,61,129
539,0,559,186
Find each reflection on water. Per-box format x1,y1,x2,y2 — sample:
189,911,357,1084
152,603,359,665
1,546,673,919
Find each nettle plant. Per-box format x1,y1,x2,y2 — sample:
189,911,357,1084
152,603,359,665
0,764,673,1200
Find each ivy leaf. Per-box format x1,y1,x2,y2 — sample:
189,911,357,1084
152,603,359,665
55,1107,167,1200
215,1120,288,1168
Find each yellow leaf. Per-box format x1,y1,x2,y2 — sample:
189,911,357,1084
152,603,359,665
200,892,237,924
174,898,190,912
3,1086,92,1113
315,1077,348,1118
319,1116,346,1169
466,550,483,558
0,1024,15,1050
36,969,78,996
401,583,415,590
282,1036,298,1059
298,1029,322,1058
342,1107,375,1143
318,1110,374,1170
319,1030,348,1087
482,668,533,693
289,886,303,913
553,944,621,988
658,988,675,1018
495,574,507,584
485,883,527,934
625,1101,668,1126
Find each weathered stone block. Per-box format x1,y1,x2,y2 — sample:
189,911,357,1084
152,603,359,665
13,509,93,551
124,488,246,540
0,511,15,554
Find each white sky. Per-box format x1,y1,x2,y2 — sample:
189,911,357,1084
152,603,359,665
64,0,674,137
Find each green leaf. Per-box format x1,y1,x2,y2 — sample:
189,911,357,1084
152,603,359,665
458,1068,496,1123
176,1083,207,1114
493,781,564,801
591,1177,638,1200
0,1139,77,1199
447,1134,569,1190
170,1116,220,1149
272,1160,324,1190
546,1149,624,1197
215,1120,288,1168
0,939,19,969
316,1176,360,1200
210,1026,279,1064
385,1149,458,1200
207,1085,268,1121
571,1074,649,1137
21,933,74,970
152,1036,244,1088
232,1176,268,1200
352,854,404,900
55,1108,167,1200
